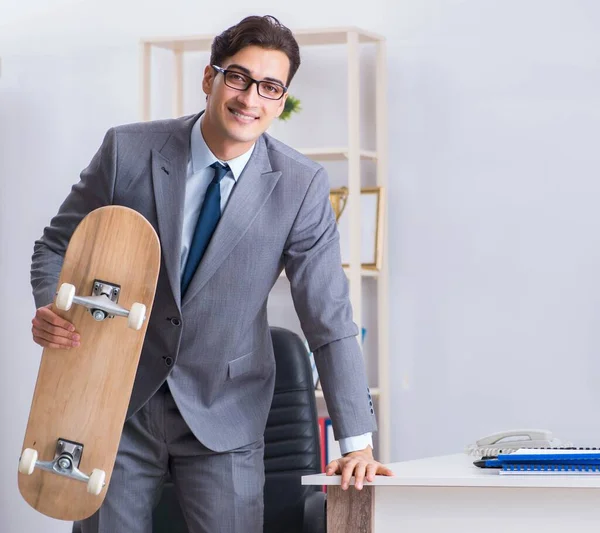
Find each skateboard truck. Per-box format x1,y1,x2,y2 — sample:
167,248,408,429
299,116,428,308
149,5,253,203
18,439,106,496
90,280,121,321
54,281,147,330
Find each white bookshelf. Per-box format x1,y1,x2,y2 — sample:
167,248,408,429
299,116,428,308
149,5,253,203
140,27,390,462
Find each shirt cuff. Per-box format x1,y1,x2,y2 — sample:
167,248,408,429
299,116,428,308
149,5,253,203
338,432,373,456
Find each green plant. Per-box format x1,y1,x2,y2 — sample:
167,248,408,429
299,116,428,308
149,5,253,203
278,95,302,121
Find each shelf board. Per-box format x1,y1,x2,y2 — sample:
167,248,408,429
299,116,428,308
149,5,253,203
143,35,213,52
142,27,384,52
315,387,380,399
353,268,380,278
299,147,377,162
279,267,380,279
293,27,385,46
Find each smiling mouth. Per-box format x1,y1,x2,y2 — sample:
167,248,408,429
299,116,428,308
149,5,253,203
228,107,259,121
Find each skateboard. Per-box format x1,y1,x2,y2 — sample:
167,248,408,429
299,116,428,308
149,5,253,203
18,205,161,521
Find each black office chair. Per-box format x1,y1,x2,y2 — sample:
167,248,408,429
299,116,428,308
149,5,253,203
73,327,326,533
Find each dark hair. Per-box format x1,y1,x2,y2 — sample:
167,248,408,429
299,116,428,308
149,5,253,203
210,15,301,86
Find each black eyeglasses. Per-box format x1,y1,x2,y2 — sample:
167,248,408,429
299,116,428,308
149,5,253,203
212,65,288,101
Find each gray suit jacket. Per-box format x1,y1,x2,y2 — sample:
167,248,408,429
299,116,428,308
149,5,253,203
31,112,377,452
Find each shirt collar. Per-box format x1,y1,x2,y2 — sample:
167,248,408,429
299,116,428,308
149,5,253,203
190,114,255,181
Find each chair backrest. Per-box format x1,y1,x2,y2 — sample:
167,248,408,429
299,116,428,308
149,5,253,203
263,327,322,533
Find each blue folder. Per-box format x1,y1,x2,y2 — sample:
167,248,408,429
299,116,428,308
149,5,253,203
476,448,600,473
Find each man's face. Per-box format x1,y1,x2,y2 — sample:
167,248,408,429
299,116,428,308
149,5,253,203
202,45,290,147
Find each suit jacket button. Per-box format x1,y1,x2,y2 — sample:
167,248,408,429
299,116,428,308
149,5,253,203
165,357,174,367
170,318,182,327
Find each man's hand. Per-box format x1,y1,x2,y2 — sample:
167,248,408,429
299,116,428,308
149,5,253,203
31,304,80,349
325,446,394,490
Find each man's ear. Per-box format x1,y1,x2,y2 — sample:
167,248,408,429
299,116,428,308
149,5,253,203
202,65,215,95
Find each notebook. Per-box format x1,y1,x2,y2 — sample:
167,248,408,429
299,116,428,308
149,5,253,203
499,463,600,475
499,448,600,461
497,448,600,475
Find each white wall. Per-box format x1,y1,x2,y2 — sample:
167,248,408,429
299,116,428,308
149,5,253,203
2,1,600,531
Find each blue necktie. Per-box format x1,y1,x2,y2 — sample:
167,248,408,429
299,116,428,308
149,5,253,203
181,162,230,295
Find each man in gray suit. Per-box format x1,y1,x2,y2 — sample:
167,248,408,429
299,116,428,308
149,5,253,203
30,14,393,533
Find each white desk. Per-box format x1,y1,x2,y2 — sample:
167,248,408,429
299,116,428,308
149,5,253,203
302,453,600,532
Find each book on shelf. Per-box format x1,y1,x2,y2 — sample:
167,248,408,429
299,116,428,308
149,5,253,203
317,417,326,473
318,416,342,467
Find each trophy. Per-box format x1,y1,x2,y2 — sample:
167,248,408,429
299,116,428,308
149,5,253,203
329,187,349,222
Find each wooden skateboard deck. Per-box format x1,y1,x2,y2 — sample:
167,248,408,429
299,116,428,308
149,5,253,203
18,205,161,521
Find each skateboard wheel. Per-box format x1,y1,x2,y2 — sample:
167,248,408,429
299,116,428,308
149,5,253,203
18,448,38,475
87,469,106,495
127,303,146,330
56,283,76,311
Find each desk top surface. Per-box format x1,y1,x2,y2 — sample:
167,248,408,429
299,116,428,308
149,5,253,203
301,453,600,489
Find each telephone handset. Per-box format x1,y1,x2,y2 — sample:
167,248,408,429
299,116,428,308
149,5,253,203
465,429,570,457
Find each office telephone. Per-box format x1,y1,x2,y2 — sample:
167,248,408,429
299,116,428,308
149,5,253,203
465,429,570,457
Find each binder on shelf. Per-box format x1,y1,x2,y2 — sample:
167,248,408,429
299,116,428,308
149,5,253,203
325,418,342,464
317,417,326,472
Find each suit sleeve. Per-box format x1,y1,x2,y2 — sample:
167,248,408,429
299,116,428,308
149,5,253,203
30,128,117,308
283,167,377,440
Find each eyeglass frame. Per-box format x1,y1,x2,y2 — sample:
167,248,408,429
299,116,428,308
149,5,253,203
211,65,288,101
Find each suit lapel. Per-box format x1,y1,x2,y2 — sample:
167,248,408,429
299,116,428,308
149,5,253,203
152,113,200,309
182,135,281,308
